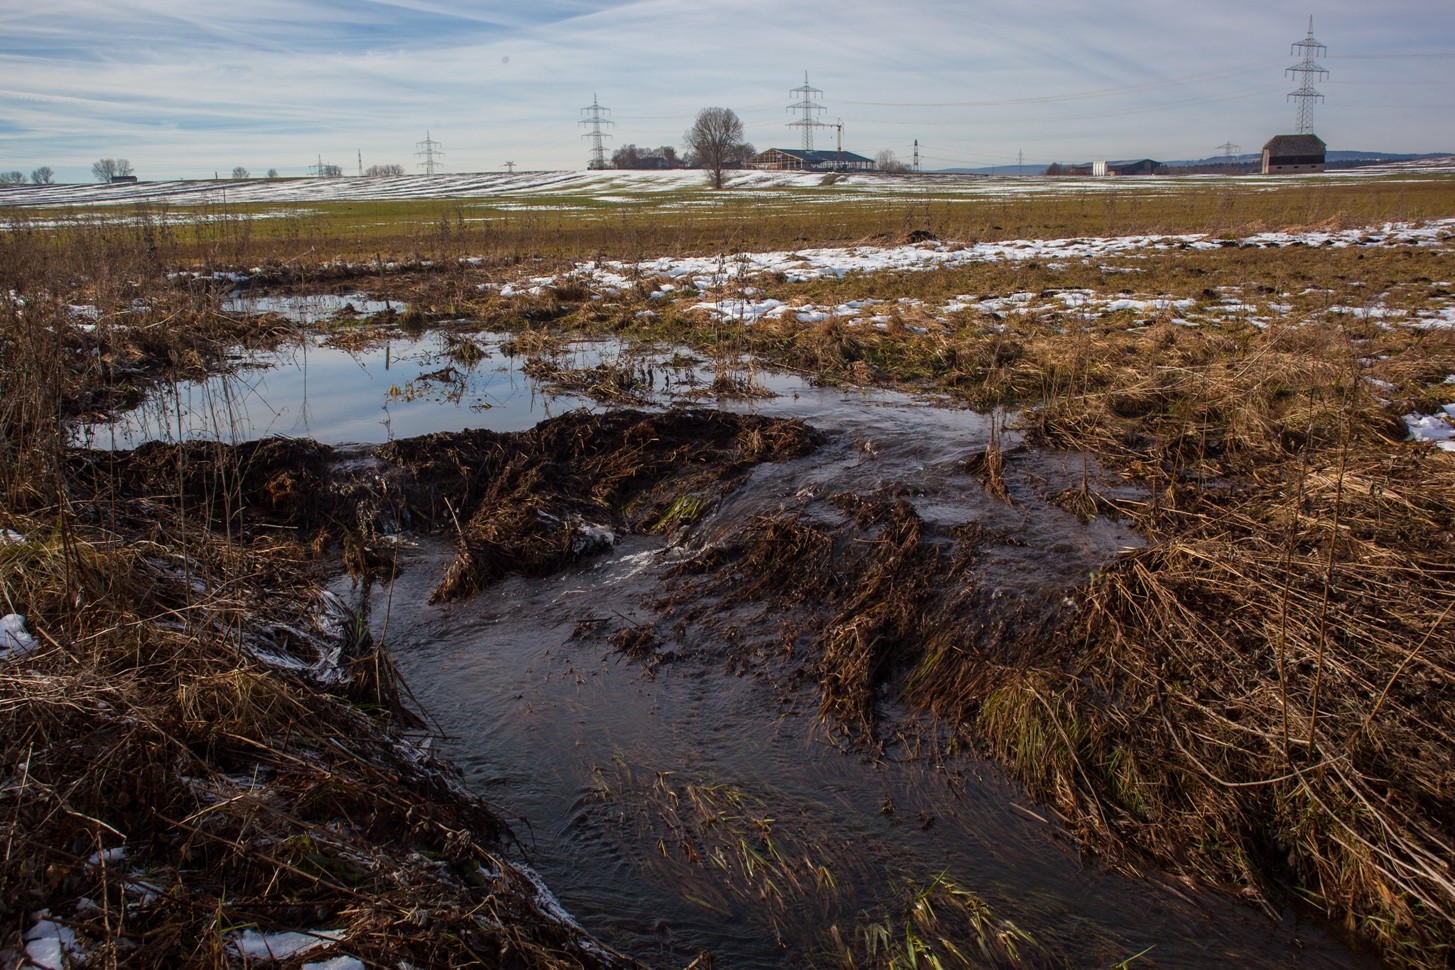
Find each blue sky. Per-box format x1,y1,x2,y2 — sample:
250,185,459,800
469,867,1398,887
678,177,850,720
2,0,1452,182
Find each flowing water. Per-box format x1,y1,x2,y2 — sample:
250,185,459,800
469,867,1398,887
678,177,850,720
86,307,1376,967
351,354,1373,968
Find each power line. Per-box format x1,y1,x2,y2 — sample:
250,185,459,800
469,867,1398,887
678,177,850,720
579,94,613,169
786,71,827,150
415,131,445,175
1286,16,1329,135
834,62,1279,109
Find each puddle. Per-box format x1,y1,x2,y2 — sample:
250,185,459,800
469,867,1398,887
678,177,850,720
73,331,607,448
221,291,398,322
78,320,1377,966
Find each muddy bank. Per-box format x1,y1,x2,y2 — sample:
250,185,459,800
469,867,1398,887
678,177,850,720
0,517,642,969
67,408,819,585
4,408,821,967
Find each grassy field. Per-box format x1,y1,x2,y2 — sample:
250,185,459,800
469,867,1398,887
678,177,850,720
7,169,1455,263
4,169,1455,967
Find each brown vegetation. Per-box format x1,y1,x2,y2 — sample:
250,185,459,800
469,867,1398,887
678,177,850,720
4,175,1455,966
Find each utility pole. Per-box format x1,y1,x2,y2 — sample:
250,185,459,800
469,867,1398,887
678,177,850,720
415,132,445,175
1017,149,1024,176
357,149,363,177
504,161,516,174
579,95,613,169
786,72,827,151
914,139,921,174
1286,17,1328,134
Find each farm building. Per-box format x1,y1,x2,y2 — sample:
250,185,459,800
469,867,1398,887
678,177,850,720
748,148,876,173
1261,134,1326,174
1065,159,1165,176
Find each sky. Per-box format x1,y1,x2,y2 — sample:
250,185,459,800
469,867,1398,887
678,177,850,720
1,0,1452,183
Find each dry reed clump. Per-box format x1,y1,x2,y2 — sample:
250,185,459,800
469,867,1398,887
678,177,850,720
931,312,1455,965
1,225,649,967
428,409,819,602
1,518,641,968
636,239,1455,964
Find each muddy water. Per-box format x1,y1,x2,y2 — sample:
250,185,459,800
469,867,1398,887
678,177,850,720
358,384,1377,969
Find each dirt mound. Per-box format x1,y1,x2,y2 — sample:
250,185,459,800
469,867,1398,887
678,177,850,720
429,409,819,601
68,409,820,598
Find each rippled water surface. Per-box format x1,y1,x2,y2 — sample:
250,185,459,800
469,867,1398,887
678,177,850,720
344,366,1375,969
90,317,1376,967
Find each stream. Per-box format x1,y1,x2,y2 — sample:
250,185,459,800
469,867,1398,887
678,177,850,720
85,311,1377,967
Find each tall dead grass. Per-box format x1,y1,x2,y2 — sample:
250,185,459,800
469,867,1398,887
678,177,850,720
0,221,640,967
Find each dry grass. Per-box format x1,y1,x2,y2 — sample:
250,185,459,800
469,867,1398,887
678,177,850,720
5,172,1455,967
0,228,646,967
0,517,640,968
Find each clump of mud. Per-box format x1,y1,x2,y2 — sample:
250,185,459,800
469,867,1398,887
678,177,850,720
654,490,1073,740
425,409,818,602
68,408,820,596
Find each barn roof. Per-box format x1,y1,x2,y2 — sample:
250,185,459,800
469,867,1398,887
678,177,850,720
756,148,876,166
1263,134,1326,155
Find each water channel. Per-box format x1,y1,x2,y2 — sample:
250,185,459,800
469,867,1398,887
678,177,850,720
86,306,1378,967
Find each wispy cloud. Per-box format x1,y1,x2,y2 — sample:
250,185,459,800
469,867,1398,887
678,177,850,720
2,0,1451,182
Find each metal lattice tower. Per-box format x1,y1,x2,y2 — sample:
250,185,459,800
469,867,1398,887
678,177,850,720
786,72,827,151
579,95,613,170
415,132,445,175
1217,141,1242,163
1286,17,1328,135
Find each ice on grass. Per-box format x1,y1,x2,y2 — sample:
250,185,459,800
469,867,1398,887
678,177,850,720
227,928,346,962
1405,406,1455,451
1,614,39,661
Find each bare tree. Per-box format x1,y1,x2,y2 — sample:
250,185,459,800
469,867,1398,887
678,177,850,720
875,150,909,174
0,171,24,185
364,164,405,176
30,166,54,184
685,107,749,189
266,169,280,178
231,166,250,179
91,158,134,182
611,144,645,169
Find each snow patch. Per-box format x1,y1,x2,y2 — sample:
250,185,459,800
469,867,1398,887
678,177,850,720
24,914,86,970
1405,405,1455,451
227,928,346,962
301,958,366,970
1,614,40,662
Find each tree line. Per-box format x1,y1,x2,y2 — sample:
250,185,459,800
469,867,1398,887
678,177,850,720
0,167,55,185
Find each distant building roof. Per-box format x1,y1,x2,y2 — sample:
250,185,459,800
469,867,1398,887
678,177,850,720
1263,134,1326,155
750,148,876,168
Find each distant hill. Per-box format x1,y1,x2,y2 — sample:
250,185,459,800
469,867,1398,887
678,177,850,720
1163,150,1452,168
932,150,1453,176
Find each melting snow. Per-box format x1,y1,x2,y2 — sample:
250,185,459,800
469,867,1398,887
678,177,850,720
1406,405,1455,452
23,914,86,970
1,614,40,661
301,958,366,970
227,928,346,962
